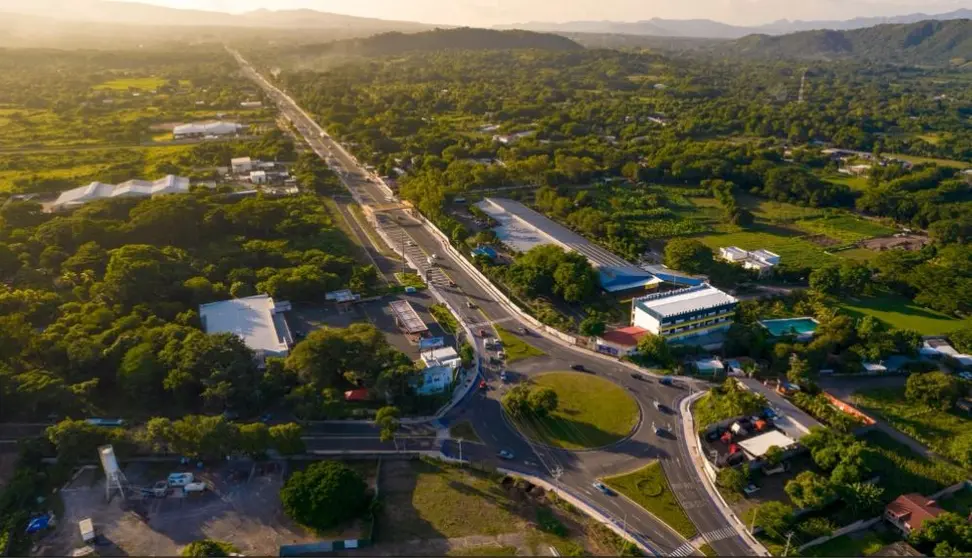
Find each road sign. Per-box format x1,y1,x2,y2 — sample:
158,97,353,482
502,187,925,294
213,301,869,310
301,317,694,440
419,337,445,350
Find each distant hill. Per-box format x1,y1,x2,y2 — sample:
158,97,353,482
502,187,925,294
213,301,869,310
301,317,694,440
307,28,584,57
497,9,972,39
727,19,972,63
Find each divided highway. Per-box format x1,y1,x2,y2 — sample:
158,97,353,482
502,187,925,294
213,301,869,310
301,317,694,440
230,49,754,556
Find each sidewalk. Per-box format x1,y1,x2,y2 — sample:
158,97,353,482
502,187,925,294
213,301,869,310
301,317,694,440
678,392,771,557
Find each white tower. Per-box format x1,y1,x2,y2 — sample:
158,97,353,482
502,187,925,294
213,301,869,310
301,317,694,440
98,445,128,502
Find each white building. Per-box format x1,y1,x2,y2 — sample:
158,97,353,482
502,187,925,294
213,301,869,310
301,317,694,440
199,295,293,363
173,121,242,139
240,101,263,108
249,170,268,184
413,365,455,395
718,246,781,276
421,346,462,370
231,157,253,174
631,284,738,342
52,175,189,210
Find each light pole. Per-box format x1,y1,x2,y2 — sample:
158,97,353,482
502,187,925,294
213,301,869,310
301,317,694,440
458,437,463,467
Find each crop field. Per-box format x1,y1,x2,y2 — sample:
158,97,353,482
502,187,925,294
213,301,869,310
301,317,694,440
793,215,896,244
93,76,170,91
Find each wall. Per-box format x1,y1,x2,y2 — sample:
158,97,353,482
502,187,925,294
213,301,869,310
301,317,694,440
796,517,883,553
822,392,876,426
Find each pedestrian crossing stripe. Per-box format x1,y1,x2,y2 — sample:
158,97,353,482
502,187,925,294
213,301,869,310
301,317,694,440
669,543,695,557
702,526,737,543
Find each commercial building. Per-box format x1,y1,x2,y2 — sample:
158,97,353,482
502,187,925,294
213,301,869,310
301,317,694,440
412,365,455,395
736,430,798,460
389,300,428,337
421,346,462,370
231,157,253,174
718,246,781,276
199,295,293,363
477,197,701,292
631,284,737,342
51,175,189,210
595,326,649,357
173,121,242,139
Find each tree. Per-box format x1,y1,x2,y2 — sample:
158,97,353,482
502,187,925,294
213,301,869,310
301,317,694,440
527,387,559,418
117,343,165,400
236,422,271,458
764,445,784,467
280,460,369,530
269,423,305,455
786,356,811,387
910,512,972,556
375,406,400,446
579,315,606,337
717,465,749,494
809,265,841,296
637,333,673,367
181,540,239,557
785,471,836,510
663,239,713,274
905,371,959,411
502,384,532,417
840,482,884,516
751,501,793,537
167,415,238,460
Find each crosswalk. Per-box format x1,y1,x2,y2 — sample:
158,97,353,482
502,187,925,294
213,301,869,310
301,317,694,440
669,542,696,557
702,526,738,543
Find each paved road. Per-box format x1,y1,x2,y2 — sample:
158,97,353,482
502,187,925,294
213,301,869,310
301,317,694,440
229,49,753,556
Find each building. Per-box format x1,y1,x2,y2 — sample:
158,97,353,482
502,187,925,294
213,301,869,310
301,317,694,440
52,175,189,210
199,295,293,363
596,326,649,357
231,157,253,174
240,101,263,108
693,357,726,376
249,170,268,184
421,346,462,370
631,284,737,342
477,197,701,292
412,365,455,395
389,300,428,337
736,430,798,460
718,246,781,276
738,378,823,441
885,493,945,535
173,121,242,139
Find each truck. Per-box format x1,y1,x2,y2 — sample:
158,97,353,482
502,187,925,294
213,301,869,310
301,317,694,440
79,518,96,544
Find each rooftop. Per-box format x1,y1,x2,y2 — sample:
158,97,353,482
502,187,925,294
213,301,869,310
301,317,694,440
52,175,189,209
886,493,945,532
736,429,797,458
634,284,737,319
199,294,292,358
389,300,428,335
173,121,241,136
600,326,649,348
737,378,822,440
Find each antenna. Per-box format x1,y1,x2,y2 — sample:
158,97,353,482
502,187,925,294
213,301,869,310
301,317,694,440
98,445,129,502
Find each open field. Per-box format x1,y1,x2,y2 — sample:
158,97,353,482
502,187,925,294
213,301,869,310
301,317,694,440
890,153,970,169
835,247,880,262
839,295,972,335
602,462,697,539
853,387,972,466
693,228,836,269
823,174,871,191
861,430,969,499
93,76,169,91
513,372,640,450
793,215,895,244
495,326,545,363
801,528,898,557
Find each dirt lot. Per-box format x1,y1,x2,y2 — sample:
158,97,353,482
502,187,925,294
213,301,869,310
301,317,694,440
860,234,929,251
37,460,318,557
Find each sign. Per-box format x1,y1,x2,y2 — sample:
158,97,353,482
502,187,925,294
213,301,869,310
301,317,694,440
419,337,445,350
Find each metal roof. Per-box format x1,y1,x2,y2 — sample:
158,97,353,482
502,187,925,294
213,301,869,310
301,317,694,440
634,284,737,319
199,294,291,357
737,430,797,458
389,300,427,334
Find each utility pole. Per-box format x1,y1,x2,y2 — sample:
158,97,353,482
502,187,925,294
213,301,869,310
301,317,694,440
458,437,463,467
400,228,406,275
783,532,794,557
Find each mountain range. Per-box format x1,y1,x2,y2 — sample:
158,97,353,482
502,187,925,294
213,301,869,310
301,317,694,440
495,9,972,39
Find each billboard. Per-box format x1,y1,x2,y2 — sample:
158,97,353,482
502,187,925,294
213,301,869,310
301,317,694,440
419,337,446,350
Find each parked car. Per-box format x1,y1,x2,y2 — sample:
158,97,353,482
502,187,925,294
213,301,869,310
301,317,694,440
743,484,761,497
500,371,508,382
497,450,514,460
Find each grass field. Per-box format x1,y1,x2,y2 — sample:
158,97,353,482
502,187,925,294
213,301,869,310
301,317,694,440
693,228,836,269
824,174,871,191
429,303,459,335
495,326,545,363
839,295,972,335
890,153,970,169
861,430,968,499
93,76,169,91
801,530,898,557
853,387,972,466
794,214,895,244
448,421,481,443
514,372,639,450
602,462,698,539
836,247,880,262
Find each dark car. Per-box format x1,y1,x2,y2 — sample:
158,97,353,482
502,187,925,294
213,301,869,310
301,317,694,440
570,364,586,372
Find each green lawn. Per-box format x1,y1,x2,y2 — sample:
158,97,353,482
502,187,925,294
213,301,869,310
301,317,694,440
861,430,968,499
794,214,895,244
513,372,639,450
93,76,169,91
801,530,898,557
890,153,970,169
853,388,972,466
495,326,545,363
602,462,698,539
836,247,880,262
429,303,459,335
839,295,972,335
448,421,482,443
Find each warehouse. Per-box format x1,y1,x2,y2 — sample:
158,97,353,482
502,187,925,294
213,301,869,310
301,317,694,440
51,175,189,210
476,197,701,292
199,295,293,363
173,121,242,139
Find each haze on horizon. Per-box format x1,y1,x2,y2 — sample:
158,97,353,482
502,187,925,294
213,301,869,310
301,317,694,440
133,0,972,26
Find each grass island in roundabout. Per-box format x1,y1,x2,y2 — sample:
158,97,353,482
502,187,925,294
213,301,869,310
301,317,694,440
505,371,641,450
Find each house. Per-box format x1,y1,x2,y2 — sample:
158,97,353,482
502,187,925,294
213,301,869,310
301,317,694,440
718,246,781,276
631,284,737,342
231,157,253,174
51,175,189,210
412,365,455,396
596,326,649,357
198,295,293,363
249,170,268,185
173,121,242,139
885,493,945,535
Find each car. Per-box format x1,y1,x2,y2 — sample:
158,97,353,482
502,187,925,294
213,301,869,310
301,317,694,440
630,372,646,381
466,301,476,309
500,371,508,382
743,484,761,497
497,450,514,460
653,422,666,436
653,400,661,411
479,380,488,390
659,376,674,386
570,364,586,372
518,327,529,335
592,481,613,495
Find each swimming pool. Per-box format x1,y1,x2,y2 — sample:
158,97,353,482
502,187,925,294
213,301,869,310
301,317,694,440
759,317,819,337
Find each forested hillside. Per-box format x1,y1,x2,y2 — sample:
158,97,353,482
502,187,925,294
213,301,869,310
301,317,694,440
730,19,972,63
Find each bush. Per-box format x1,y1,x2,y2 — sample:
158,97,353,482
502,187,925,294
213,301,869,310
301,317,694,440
280,461,370,531
181,539,238,557
536,506,567,537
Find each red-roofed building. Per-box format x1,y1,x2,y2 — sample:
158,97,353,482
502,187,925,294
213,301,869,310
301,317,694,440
344,388,371,402
595,326,649,357
885,493,945,535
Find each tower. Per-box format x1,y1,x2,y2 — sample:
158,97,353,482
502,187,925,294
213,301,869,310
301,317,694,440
98,445,128,502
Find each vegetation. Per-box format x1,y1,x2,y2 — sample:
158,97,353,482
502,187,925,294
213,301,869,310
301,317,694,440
429,303,460,334
910,511,972,557
839,296,972,336
602,462,698,539
181,540,239,557
509,372,639,450
495,325,545,362
692,379,766,431
280,460,370,531
801,530,897,557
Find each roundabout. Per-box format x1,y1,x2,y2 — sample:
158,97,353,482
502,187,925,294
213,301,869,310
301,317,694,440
505,371,641,451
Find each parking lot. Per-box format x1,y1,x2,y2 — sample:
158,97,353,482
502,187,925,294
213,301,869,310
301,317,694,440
38,461,319,557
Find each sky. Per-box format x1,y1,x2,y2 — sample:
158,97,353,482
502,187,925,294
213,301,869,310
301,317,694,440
133,0,971,26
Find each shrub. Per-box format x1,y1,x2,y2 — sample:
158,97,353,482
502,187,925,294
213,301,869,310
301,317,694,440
280,461,369,531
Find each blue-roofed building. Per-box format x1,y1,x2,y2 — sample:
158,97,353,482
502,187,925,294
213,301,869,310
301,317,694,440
476,197,702,293
632,284,738,342
470,245,498,260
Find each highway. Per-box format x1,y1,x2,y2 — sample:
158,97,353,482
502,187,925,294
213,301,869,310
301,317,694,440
229,49,754,556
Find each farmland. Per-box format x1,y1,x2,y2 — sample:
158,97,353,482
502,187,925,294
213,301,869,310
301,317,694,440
93,76,170,91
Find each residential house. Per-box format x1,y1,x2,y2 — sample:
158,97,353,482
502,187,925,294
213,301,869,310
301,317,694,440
249,170,268,185
596,326,649,357
885,493,945,535
718,246,781,276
